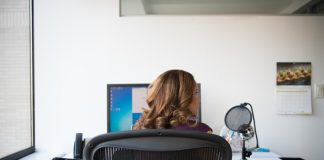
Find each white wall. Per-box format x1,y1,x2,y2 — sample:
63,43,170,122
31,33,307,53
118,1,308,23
33,0,324,159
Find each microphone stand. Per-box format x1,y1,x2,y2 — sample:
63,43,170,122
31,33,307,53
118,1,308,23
241,137,252,160
240,129,252,160
242,102,259,148
225,102,259,160
240,102,259,160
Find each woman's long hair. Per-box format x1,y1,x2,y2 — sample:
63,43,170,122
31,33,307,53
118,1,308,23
133,70,197,130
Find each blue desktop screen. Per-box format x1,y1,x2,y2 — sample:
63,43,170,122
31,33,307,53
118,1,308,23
108,84,149,132
107,84,201,132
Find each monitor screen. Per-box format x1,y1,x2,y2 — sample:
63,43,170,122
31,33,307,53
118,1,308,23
107,84,201,132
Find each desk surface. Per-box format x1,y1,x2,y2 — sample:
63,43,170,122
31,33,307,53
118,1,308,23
232,152,281,160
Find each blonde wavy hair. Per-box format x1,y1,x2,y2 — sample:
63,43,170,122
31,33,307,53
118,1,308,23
133,70,198,130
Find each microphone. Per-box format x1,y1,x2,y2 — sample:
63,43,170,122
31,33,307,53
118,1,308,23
238,124,250,133
240,125,255,141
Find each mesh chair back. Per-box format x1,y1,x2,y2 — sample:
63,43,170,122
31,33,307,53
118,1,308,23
83,129,232,160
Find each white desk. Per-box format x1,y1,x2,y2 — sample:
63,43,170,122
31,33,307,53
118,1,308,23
232,152,281,160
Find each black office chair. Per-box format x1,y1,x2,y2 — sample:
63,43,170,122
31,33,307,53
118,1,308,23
83,129,232,160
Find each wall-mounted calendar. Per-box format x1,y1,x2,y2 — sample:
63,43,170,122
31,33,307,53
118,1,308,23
276,62,312,114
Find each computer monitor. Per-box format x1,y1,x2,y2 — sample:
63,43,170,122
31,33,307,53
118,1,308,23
107,83,201,132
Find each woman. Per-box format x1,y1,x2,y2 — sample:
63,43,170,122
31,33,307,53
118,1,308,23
133,69,212,133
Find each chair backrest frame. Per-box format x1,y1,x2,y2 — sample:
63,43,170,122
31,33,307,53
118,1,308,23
83,129,232,160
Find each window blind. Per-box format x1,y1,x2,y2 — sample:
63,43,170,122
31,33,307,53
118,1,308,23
0,0,34,159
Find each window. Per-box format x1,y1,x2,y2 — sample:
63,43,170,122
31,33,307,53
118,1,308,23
0,0,34,159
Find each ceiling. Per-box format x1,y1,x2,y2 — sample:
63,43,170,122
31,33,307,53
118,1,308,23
121,0,324,15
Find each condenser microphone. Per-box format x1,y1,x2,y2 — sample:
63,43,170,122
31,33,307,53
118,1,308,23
238,124,250,133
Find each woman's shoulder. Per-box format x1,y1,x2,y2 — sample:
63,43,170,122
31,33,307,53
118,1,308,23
173,122,213,133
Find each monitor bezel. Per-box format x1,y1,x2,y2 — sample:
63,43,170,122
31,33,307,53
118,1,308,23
107,83,202,132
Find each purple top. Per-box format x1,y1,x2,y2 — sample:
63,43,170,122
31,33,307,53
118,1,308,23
173,122,213,133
